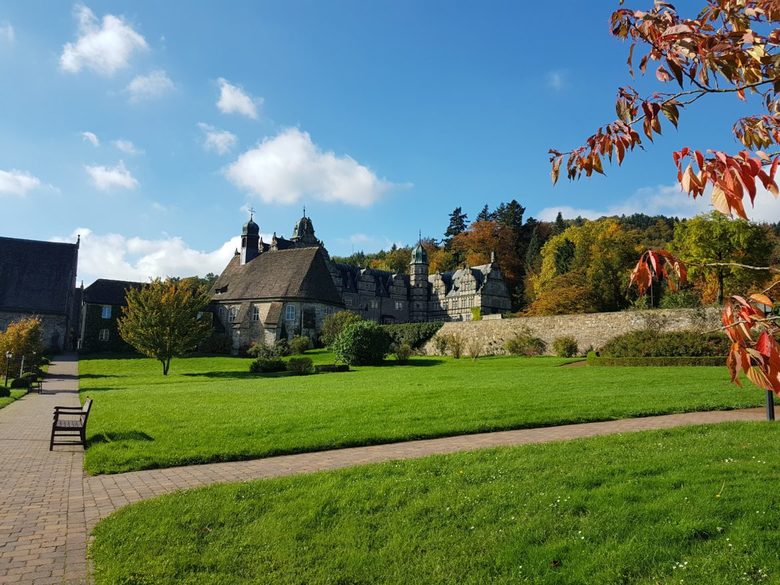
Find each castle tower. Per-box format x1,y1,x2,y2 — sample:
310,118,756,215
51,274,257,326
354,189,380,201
290,207,320,247
240,211,260,265
409,234,429,322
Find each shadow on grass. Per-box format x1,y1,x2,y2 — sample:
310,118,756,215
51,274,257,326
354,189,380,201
88,430,154,446
370,358,446,367
182,371,258,380
79,374,120,379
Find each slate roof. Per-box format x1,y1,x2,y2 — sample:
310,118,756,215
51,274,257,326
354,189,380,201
83,279,145,306
211,247,343,306
0,236,79,315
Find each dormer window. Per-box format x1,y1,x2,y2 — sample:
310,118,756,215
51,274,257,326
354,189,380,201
215,285,228,294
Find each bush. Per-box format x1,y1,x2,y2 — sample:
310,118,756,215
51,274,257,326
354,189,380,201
466,338,483,360
394,342,413,364
247,341,274,359
432,334,450,356
0,387,8,398
448,334,465,359
321,311,363,347
332,321,391,365
383,322,443,349
504,328,547,356
287,357,314,375
249,358,286,374
10,377,29,389
314,364,350,373
198,333,232,354
274,339,291,357
470,307,482,321
290,336,311,355
552,336,579,358
599,330,728,358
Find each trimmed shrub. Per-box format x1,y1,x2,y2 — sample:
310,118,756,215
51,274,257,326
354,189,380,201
599,330,728,358
0,387,9,398
290,336,311,355
470,307,482,321
587,352,725,367
10,377,29,389
552,336,579,358
321,311,363,347
333,321,391,365
504,328,546,356
383,322,443,349
249,358,286,374
394,342,413,364
287,357,314,375
274,339,291,357
314,364,350,373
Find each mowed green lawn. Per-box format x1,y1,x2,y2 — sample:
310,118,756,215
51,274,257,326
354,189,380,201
0,389,26,410
91,422,780,585
79,351,767,475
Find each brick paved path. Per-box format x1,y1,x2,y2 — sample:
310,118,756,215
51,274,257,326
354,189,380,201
0,355,769,583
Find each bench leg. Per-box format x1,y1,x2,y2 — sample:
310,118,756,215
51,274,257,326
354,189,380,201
49,428,55,451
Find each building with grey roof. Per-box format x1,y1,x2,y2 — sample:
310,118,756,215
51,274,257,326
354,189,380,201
211,213,511,350
0,235,80,351
79,278,145,353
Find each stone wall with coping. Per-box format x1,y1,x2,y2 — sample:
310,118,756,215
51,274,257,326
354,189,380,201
422,308,721,356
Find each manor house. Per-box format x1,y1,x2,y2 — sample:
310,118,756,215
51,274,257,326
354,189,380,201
210,213,511,348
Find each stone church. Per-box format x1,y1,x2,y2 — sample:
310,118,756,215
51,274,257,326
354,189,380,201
210,213,511,348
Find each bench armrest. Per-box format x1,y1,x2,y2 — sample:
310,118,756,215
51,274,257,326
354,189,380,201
54,407,84,413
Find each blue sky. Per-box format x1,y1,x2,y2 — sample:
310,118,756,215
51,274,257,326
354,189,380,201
0,1,773,284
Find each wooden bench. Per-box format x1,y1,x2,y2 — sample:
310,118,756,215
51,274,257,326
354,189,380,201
50,398,92,450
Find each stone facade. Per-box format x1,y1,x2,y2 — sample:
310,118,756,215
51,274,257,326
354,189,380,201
0,312,69,353
422,308,721,356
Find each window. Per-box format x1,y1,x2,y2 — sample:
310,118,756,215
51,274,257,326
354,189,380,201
101,305,111,319
369,299,379,309
345,297,353,307
395,301,404,310
228,307,237,323
98,329,110,342
252,306,260,321
286,304,296,321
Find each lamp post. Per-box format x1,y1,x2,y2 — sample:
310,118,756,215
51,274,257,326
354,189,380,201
767,390,776,421
4,352,12,388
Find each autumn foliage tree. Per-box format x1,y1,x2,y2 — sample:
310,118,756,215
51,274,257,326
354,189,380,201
555,1,780,396
118,278,212,375
0,317,43,375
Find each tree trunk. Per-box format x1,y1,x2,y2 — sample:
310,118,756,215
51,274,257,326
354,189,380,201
161,358,170,376
717,269,725,305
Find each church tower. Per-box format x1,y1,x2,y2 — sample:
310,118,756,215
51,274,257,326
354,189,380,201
409,234,429,322
240,211,260,265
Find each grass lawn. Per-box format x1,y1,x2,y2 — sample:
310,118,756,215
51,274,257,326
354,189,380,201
90,421,780,584
0,388,26,410
79,350,769,475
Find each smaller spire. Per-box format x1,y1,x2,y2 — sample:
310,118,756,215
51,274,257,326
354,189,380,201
303,205,306,218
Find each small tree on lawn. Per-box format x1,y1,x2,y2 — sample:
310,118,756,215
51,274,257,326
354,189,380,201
118,278,212,375
0,316,43,373
552,1,780,397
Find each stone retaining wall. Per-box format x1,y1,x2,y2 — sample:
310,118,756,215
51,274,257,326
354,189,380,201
422,308,721,356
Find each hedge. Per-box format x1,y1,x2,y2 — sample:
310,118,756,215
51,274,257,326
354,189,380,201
599,330,729,358
586,352,726,367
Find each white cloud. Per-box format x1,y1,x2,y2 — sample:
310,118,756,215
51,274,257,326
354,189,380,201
54,228,241,285
225,128,395,207
85,161,138,191
112,139,143,155
0,22,14,43
0,169,41,197
198,122,237,155
60,4,147,75
81,131,99,147
216,78,261,119
126,70,174,103
546,69,567,91
536,182,780,223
